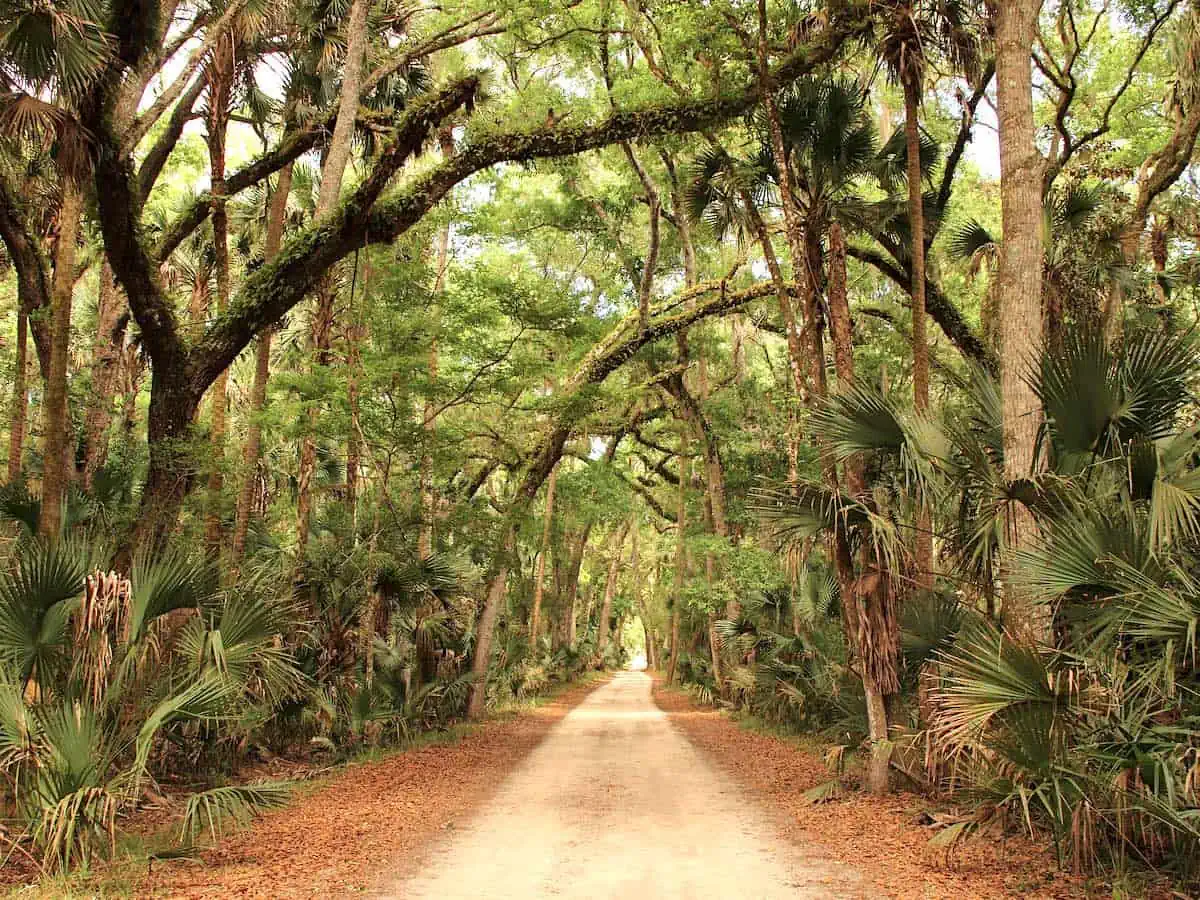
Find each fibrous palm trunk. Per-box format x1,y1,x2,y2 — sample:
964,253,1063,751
204,37,235,561
827,221,895,794
904,75,935,591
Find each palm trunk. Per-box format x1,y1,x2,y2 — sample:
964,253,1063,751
295,0,371,557
995,0,1049,641
39,179,83,539
743,197,807,401
528,463,558,649
828,221,892,794
904,76,935,592
204,39,235,561
7,308,27,482
232,160,294,562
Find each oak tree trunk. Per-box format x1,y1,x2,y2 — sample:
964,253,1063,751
595,521,630,659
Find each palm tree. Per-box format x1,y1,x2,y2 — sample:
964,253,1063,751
0,0,111,538
876,0,983,413
294,0,374,560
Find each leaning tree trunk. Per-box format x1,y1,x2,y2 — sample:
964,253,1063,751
904,75,935,591
667,427,689,684
7,309,27,482
39,179,84,539
559,523,593,650
231,160,294,563
528,462,558,649
995,0,1048,641
466,528,514,720
294,0,372,558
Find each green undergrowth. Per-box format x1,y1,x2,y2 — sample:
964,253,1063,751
4,670,611,900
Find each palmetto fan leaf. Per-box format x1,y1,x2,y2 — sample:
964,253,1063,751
179,782,291,841
0,539,96,683
375,552,466,613
931,624,1063,750
1014,495,1158,603
127,549,218,645
946,218,997,275
682,145,765,244
768,76,879,194
1037,327,1196,463
811,384,906,458
751,481,864,546
875,125,940,191
0,0,111,100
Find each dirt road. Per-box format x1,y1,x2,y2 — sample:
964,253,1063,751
385,671,863,899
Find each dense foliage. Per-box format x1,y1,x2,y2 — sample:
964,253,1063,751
1,0,1198,888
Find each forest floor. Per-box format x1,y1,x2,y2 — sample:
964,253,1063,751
652,680,1099,899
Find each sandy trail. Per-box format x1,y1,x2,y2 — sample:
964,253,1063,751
384,671,863,899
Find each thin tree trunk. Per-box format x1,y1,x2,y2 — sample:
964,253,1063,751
667,428,688,684
995,0,1048,641
528,463,558,649
295,0,372,558
561,523,592,650
232,160,294,563
467,528,514,720
904,78,930,413
204,37,235,560
39,179,83,539
595,520,630,659
80,265,127,489
7,309,27,482
419,129,455,557
904,76,935,591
